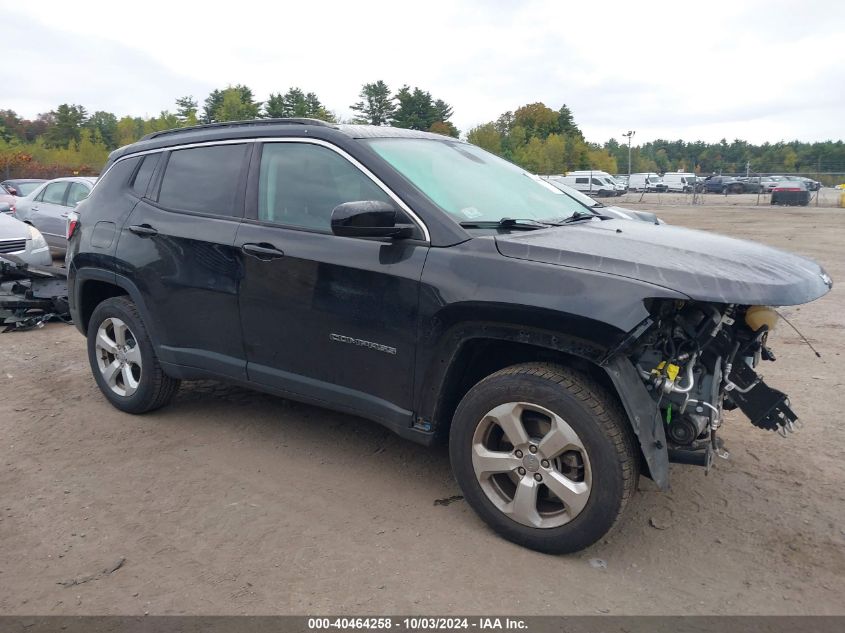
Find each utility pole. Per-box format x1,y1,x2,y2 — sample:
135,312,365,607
622,130,635,187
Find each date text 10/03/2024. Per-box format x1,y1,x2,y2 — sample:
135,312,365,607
307,618,528,630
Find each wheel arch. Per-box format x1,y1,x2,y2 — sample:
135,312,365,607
415,319,669,490
72,268,159,348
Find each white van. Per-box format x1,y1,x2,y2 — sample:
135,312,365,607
627,173,667,192
662,172,699,193
568,171,626,195
556,174,617,197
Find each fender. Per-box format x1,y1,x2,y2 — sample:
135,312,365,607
70,265,161,350
415,317,612,426
415,317,670,490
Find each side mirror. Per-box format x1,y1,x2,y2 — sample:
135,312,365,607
6,187,17,196
330,201,413,239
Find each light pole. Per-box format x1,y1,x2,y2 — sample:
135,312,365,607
622,130,635,185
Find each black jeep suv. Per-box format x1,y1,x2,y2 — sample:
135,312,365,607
67,119,832,553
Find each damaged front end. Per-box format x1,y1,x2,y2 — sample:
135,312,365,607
611,298,824,488
0,254,71,332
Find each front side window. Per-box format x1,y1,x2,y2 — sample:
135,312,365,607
158,144,247,216
365,138,586,223
42,182,68,205
258,142,392,230
66,182,90,206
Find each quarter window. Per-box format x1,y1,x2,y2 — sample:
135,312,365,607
42,182,68,205
257,143,392,230
158,144,247,216
132,154,160,197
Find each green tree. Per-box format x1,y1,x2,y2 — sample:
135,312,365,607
202,85,260,123
392,86,438,130
467,123,502,155
44,104,88,149
86,111,119,150
175,96,199,126
350,80,395,125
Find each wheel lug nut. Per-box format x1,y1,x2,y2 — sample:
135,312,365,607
529,445,538,454
534,473,542,482
515,449,523,458
541,459,550,468
517,467,526,476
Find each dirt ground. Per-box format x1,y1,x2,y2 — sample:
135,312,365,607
1,203,844,616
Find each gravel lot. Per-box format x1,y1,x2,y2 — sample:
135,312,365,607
1,204,844,615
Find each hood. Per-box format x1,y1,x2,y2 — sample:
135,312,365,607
0,211,29,239
495,219,832,306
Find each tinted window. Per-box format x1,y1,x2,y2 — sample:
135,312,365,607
66,181,90,206
132,154,160,197
42,182,68,204
158,144,247,216
592,178,602,185
575,177,587,184
258,143,391,230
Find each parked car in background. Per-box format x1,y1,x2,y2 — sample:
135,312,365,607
543,177,664,223
627,173,667,192
0,211,52,266
797,177,821,191
15,177,96,254
662,172,699,193
771,181,810,206
555,174,617,197
0,190,16,215
1,179,47,197
757,177,781,193
703,175,761,194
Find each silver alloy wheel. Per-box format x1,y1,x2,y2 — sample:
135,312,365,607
471,402,592,528
95,317,142,397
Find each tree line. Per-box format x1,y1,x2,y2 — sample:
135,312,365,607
0,81,458,178
2,82,844,182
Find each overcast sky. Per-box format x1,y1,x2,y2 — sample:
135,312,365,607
7,0,844,145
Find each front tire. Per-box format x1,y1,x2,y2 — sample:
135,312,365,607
449,363,638,554
87,296,180,414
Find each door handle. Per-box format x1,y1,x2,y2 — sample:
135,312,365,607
242,242,285,260
128,224,158,237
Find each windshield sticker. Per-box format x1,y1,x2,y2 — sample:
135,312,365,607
460,207,483,219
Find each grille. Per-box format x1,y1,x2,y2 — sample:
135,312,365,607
0,239,26,254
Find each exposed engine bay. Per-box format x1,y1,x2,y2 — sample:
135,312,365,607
630,300,799,470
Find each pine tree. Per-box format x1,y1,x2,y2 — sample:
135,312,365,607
350,80,395,125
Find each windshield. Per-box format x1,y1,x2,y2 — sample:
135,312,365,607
364,138,587,223
543,177,598,207
16,182,43,196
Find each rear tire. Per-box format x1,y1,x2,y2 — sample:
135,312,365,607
87,296,180,414
449,363,638,554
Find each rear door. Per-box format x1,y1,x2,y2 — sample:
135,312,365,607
235,139,428,426
117,142,251,379
29,181,69,246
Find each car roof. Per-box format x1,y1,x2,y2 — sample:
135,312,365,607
108,118,459,165
2,178,47,183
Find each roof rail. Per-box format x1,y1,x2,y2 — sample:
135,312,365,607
141,118,337,141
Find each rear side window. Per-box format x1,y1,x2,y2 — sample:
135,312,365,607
131,154,160,197
66,182,90,206
158,144,247,216
42,182,68,204
575,177,587,184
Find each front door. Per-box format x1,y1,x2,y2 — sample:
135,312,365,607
236,140,428,427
